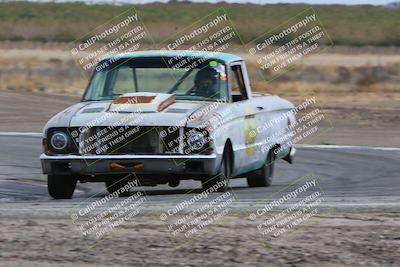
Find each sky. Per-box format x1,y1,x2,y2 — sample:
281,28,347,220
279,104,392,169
13,0,397,5
187,0,394,4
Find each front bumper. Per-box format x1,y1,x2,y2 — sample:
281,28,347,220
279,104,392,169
40,153,219,176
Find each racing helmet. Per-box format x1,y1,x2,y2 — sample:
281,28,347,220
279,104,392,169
194,67,219,86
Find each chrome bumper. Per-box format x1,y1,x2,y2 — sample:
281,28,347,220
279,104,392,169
40,153,219,176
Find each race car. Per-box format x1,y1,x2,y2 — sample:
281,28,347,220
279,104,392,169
40,50,296,199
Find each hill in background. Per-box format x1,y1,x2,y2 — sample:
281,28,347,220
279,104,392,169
0,1,399,46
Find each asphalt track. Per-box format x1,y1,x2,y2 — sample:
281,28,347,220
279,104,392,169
0,134,399,215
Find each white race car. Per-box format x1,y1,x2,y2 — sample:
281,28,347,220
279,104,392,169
40,51,296,199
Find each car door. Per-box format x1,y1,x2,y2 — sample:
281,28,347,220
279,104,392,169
228,61,263,174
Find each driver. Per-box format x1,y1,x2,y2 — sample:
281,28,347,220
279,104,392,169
190,67,219,98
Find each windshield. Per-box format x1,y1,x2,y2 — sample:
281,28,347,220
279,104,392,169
83,57,229,102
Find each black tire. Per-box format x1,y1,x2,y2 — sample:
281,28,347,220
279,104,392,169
247,150,275,187
105,180,127,194
202,147,231,192
47,175,77,199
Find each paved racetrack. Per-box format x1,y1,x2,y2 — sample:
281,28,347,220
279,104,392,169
1,134,399,214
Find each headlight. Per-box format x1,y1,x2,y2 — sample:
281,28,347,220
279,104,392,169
187,131,206,151
50,132,69,150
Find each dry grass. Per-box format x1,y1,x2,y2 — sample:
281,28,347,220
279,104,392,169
1,74,86,95
1,2,400,46
0,46,399,108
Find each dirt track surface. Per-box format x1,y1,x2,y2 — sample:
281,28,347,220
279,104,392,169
0,90,79,132
0,212,399,267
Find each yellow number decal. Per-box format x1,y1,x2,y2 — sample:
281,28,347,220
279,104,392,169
244,108,257,156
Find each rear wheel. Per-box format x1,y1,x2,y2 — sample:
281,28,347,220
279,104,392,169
47,175,77,199
202,147,231,192
247,150,275,187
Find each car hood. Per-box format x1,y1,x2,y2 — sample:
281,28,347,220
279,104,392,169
44,99,216,133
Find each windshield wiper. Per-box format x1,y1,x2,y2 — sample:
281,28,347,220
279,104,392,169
168,68,194,94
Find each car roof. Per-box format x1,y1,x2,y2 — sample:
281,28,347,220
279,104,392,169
101,50,243,64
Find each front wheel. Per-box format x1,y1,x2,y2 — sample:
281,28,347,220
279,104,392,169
47,175,77,199
247,150,275,187
202,148,231,192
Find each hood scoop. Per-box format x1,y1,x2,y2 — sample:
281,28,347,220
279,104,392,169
80,107,106,114
108,93,175,113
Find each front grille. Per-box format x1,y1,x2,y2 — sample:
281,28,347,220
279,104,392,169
79,126,162,155
47,126,211,155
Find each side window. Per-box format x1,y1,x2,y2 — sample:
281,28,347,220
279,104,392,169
230,64,248,102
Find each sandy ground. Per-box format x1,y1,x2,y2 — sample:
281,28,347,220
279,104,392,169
0,212,399,266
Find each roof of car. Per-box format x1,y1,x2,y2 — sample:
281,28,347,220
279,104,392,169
101,50,243,63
